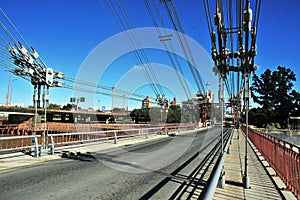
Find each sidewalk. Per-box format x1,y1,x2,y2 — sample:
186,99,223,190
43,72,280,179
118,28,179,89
0,133,170,173
0,127,204,173
214,129,296,200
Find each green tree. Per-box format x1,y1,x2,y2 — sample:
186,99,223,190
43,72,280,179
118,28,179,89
167,105,181,123
251,66,298,128
291,90,300,116
62,103,75,110
249,107,273,128
48,103,61,110
130,108,150,123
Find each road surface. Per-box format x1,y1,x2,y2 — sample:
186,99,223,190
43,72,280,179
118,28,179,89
0,127,223,200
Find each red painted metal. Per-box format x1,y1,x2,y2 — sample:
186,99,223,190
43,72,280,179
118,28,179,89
241,126,300,199
201,104,207,127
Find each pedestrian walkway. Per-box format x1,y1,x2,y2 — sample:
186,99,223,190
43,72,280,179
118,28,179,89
0,132,169,173
0,127,202,173
214,128,287,200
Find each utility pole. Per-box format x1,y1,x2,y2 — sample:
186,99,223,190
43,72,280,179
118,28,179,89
219,77,224,154
33,85,38,135
5,72,10,108
111,87,115,112
242,0,252,189
9,79,17,106
122,95,125,111
243,76,250,188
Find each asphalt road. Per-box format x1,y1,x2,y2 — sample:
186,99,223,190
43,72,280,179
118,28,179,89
0,127,223,200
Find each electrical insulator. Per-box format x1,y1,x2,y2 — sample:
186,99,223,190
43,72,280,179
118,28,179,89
211,32,216,43
211,48,217,60
27,68,34,76
243,8,253,22
30,47,39,59
27,56,34,65
243,8,252,31
251,27,257,38
251,44,257,56
55,72,64,79
46,68,54,86
53,81,63,87
214,12,221,26
18,43,28,56
8,46,18,56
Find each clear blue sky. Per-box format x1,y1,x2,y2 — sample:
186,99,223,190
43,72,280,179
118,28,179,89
0,0,299,110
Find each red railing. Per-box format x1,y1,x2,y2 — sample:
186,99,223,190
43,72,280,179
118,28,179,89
241,126,300,199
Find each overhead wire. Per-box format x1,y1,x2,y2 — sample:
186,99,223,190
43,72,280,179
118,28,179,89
102,0,163,98
64,76,152,100
63,85,143,102
169,0,207,94
117,0,165,96
143,0,192,100
0,8,47,69
152,0,193,100
163,1,205,94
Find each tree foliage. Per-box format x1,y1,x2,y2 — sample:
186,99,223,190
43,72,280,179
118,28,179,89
62,103,75,110
167,105,181,123
48,103,61,110
130,105,183,123
251,66,299,128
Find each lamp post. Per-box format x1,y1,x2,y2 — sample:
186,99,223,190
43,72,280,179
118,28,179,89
70,97,85,111
5,71,10,108
9,79,17,106
111,87,115,112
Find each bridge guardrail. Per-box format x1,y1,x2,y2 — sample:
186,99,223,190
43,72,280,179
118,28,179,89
48,125,195,155
0,135,40,157
241,125,300,199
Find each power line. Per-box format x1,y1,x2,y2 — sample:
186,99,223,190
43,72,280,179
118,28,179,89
143,0,192,100
102,0,165,98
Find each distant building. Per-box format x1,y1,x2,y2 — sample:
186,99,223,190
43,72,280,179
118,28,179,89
0,103,24,108
142,96,152,108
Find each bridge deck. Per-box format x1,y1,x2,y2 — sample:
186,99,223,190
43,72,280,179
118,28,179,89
214,129,283,200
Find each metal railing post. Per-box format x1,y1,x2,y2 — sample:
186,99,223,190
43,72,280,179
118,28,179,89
34,135,39,158
114,131,117,144
50,135,54,155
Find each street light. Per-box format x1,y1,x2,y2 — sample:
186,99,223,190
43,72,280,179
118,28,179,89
111,87,115,112
9,79,17,106
70,97,85,111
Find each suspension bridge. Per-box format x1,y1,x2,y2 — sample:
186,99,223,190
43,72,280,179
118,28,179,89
0,0,299,199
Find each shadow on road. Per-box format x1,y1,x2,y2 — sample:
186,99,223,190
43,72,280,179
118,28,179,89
61,151,96,162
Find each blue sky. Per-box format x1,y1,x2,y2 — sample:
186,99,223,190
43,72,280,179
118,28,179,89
0,0,299,110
